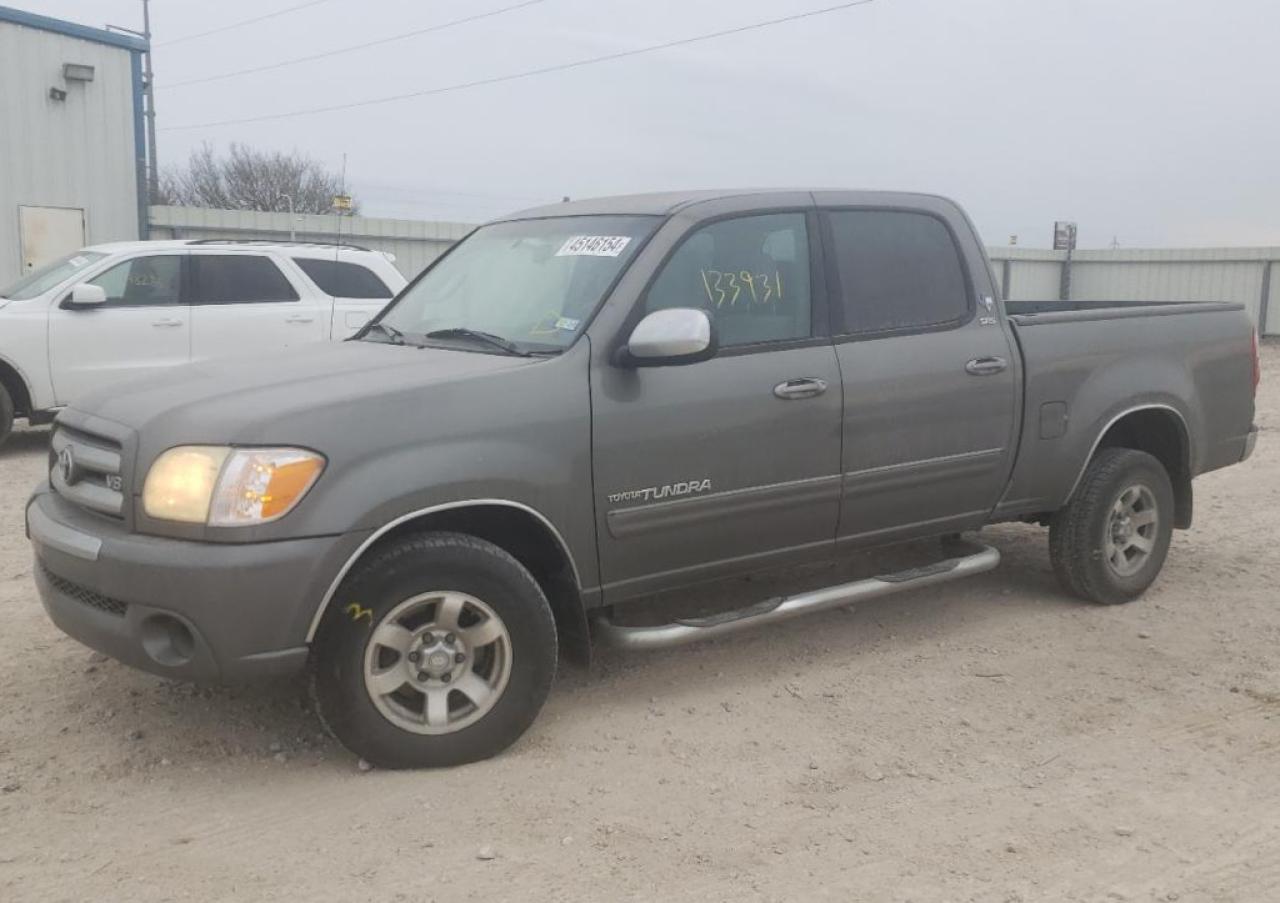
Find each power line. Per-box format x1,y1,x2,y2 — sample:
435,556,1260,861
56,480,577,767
163,0,547,90
161,0,876,131
156,0,337,48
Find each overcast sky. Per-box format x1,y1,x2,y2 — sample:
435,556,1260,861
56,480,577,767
21,0,1280,247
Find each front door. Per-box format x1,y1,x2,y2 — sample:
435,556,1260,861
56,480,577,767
47,252,191,406
189,253,325,360
591,211,843,601
820,206,1019,545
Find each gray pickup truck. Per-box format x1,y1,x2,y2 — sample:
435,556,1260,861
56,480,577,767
27,190,1259,768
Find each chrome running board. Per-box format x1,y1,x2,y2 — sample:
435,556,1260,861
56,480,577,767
593,543,1001,650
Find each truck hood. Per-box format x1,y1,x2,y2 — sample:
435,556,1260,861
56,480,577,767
69,340,544,440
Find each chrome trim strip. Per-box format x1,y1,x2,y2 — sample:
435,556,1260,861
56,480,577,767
1062,403,1190,504
606,474,841,540
26,501,102,562
305,499,583,642
594,542,1001,649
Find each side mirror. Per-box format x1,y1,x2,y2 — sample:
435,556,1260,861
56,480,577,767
619,308,717,367
69,283,107,307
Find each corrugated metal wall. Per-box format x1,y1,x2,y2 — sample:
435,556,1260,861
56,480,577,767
147,206,473,279
0,20,141,286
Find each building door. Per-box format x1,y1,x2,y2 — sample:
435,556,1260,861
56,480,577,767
19,206,86,274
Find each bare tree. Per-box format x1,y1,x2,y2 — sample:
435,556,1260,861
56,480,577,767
155,143,357,215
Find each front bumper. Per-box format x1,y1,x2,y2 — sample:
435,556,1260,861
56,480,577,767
27,486,366,683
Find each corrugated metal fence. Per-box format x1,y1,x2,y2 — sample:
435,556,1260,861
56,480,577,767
149,207,1277,336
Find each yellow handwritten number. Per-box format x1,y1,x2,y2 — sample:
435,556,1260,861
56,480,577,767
345,603,374,624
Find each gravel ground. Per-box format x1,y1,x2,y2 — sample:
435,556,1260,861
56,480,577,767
0,348,1277,903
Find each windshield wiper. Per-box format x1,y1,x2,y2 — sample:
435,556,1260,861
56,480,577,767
363,322,408,345
425,327,530,357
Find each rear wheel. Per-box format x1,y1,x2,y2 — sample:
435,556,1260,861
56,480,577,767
310,531,557,768
0,383,14,448
1049,448,1174,604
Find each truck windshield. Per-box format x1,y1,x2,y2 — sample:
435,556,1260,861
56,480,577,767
0,251,107,301
368,215,659,353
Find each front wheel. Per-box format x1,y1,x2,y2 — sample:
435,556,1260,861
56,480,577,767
310,532,557,768
1049,448,1175,604
0,383,13,448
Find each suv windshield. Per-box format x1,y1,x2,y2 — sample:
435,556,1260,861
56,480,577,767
1,251,107,301
368,215,658,353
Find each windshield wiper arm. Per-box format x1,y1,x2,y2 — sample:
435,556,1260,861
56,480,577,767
363,322,407,345
425,327,530,356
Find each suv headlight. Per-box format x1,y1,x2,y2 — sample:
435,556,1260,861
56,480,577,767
142,446,325,526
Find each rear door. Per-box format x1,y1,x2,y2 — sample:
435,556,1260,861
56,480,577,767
819,202,1019,545
47,252,190,405
590,208,844,601
289,256,397,338
189,253,325,360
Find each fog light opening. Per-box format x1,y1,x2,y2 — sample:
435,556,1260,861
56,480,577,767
140,614,196,667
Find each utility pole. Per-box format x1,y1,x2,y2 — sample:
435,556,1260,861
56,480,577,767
142,0,159,201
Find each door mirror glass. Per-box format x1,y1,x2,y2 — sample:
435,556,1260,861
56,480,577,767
623,308,717,366
69,283,107,306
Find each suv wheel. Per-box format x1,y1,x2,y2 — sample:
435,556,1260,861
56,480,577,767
1049,448,1174,604
0,383,13,448
310,532,557,768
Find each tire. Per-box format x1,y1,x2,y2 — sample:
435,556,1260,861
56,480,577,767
0,383,13,448
310,531,557,769
1049,447,1175,605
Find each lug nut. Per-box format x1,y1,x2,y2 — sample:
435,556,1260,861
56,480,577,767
441,673,451,683
417,671,428,681
454,652,466,663
445,633,456,645
407,651,420,663
421,633,434,645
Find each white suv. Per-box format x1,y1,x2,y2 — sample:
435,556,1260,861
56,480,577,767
0,240,408,445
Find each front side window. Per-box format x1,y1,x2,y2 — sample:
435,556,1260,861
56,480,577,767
86,255,183,306
645,213,811,347
294,258,393,299
827,210,969,335
2,251,106,301
374,215,658,353
190,255,299,305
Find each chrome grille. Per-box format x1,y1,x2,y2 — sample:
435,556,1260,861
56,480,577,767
50,425,126,519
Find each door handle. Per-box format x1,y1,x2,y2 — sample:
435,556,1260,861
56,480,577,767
773,377,828,400
285,315,315,324
151,318,183,328
965,356,1008,376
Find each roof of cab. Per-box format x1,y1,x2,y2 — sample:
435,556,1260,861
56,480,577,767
501,188,956,221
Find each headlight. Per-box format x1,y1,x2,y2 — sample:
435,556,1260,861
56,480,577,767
143,446,325,526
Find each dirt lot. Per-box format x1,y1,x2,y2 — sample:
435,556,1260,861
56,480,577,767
1,349,1277,903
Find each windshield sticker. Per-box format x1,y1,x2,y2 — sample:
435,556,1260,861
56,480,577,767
69,255,89,267
554,317,581,331
556,235,631,258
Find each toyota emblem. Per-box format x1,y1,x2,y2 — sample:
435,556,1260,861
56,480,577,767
58,446,78,485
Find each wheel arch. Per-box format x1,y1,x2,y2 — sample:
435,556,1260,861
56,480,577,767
0,354,33,417
307,500,591,664
1067,404,1193,528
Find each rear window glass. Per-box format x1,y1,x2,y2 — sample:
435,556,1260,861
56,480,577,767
294,258,393,299
190,255,299,304
828,210,969,335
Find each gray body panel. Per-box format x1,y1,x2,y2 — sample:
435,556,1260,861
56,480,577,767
25,188,1259,681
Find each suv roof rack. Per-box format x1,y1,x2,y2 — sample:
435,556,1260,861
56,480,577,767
184,239,373,252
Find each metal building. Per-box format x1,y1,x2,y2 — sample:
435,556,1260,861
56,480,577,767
0,5,147,288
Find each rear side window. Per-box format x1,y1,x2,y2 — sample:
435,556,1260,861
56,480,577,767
190,255,299,304
827,211,969,335
645,213,811,347
293,258,393,299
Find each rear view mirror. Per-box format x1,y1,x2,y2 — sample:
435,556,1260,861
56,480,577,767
620,308,717,367
69,283,107,306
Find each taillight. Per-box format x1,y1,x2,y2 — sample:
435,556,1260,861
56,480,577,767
1252,329,1261,395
